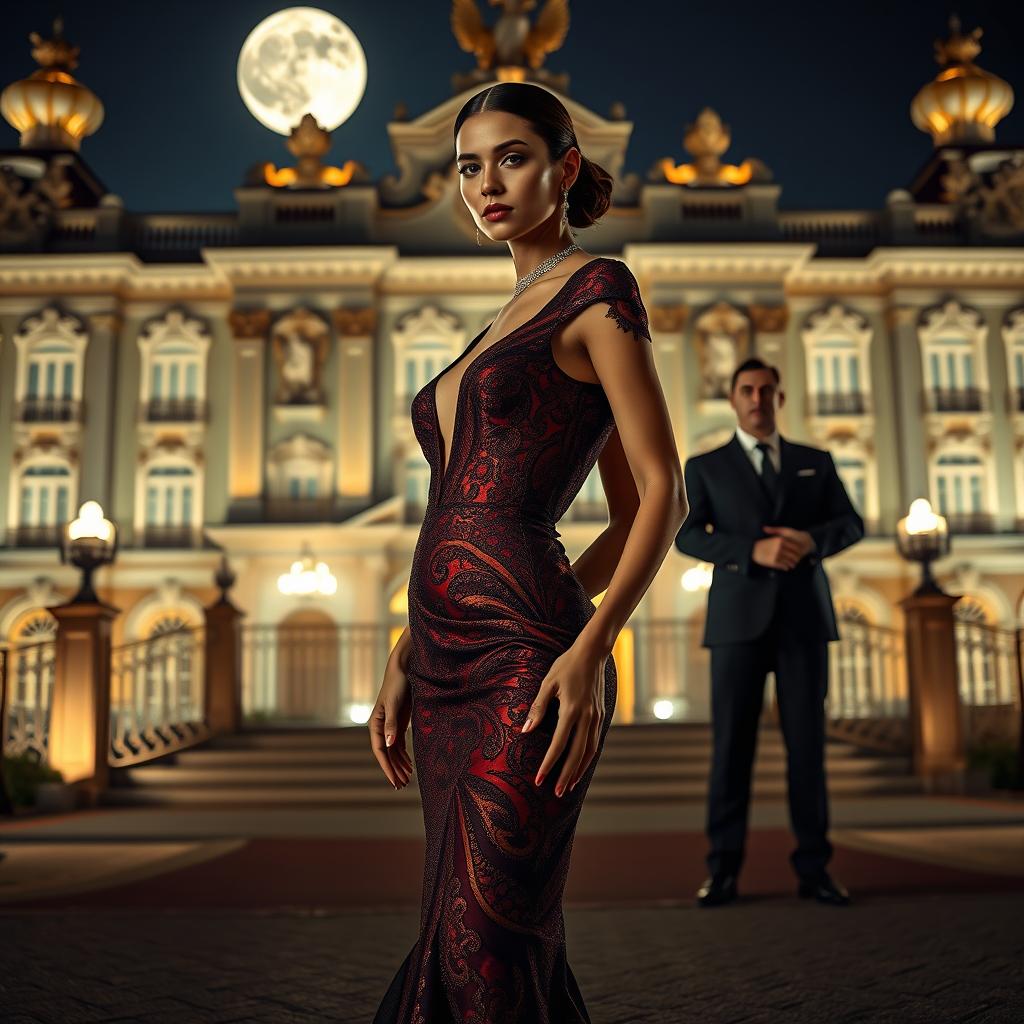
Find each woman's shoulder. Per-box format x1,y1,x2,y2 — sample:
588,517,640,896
565,257,650,342
572,256,641,296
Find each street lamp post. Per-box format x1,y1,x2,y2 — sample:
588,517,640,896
896,497,964,790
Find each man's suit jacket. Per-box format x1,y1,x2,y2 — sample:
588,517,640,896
675,434,865,647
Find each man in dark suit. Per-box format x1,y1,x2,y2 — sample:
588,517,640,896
675,357,864,907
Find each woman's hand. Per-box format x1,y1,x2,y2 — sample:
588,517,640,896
368,654,414,790
521,642,608,797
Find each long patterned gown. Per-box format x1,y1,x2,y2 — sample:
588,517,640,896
374,257,652,1024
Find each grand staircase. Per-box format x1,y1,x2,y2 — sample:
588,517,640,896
103,723,921,807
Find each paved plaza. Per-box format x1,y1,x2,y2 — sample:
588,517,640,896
2,893,1023,1024
2,794,1023,1022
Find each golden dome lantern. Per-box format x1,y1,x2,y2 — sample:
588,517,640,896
910,15,1013,147
1,18,105,152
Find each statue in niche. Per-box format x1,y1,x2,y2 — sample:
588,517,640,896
272,307,328,404
694,302,751,400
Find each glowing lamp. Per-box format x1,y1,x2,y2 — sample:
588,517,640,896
278,546,337,597
681,562,714,592
896,498,950,596
60,500,117,603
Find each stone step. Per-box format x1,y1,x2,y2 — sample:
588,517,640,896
175,741,873,768
120,753,909,789
101,771,921,807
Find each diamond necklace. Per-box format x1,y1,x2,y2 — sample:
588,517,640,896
512,242,581,300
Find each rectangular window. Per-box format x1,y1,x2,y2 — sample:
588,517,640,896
952,475,964,513
937,476,948,513
929,353,940,389
39,487,50,525
152,364,163,400
853,478,865,512
62,362,74,399
185,363,198,399
946,351,957,389
182,485,193,525
169,363,180,400
20,486,33,526
849,356,859,392
164,486,174,525
44,361,56,399
288,477,301,499
305,477,317,498
56,486,68,526
146,486,158,525
969,475,982,513
830,355,840,393
27,362,39,399
963,355,974,388
815,356,825,393
406,358,416,398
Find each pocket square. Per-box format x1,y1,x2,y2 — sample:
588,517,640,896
797,468,816,476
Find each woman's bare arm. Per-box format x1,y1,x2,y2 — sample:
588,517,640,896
570,427,639,599
569,300,688,657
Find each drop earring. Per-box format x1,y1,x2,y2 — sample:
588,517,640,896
476,224,482,246
562,187,573,237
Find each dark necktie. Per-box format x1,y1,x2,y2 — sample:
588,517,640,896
756,441,779,501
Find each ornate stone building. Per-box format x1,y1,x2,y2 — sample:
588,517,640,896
1,12,1022,726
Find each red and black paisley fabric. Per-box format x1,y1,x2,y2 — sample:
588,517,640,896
374,258,652,1024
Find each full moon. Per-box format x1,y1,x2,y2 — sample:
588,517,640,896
237,7,367,136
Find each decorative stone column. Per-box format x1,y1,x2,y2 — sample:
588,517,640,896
886,305,929,509
649,303,689,470
204,558,244,735
80,312,122,511
227,309,270,520
46,598,120,806
899,590,966,791
333,306,376,501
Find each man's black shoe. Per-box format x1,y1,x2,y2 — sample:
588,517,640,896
798,873,850,906
696,874,737,907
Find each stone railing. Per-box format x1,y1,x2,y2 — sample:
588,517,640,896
0,639,56,761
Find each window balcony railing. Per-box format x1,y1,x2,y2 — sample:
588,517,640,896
143,526,201,549
264,497,335,523
808,392,869,416
7,526,63,549
943,512,996,534
16,398,82,423
142,398,208,423
927,386,984,413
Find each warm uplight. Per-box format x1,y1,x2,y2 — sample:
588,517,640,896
263,159,358,187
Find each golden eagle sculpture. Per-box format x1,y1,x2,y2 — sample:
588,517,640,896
451,0,570,72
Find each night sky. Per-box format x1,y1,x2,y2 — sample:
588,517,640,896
2,0,1023,214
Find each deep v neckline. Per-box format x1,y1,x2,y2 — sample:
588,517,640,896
430,256,605,496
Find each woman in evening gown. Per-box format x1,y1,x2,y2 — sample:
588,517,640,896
370,82,688,1024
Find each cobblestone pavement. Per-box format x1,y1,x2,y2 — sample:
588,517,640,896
2,891,1021,1024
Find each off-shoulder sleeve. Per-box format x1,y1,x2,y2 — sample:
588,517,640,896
566,257,652,344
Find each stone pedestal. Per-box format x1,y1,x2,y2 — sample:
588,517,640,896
46,600,120,807
899,590,965,792
204,598,244,735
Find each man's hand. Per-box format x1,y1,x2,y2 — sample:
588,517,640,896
752,525,816,570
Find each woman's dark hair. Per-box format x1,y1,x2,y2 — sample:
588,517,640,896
453,82,613,229
730,357,781,394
